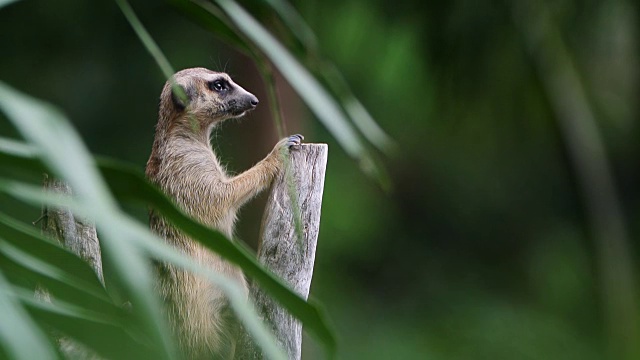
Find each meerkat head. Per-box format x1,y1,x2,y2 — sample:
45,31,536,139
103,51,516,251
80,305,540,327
158,67,259,135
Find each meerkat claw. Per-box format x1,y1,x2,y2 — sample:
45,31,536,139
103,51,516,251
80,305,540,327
287,134,304,147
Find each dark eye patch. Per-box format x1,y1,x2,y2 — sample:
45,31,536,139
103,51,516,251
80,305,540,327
208,79,229,92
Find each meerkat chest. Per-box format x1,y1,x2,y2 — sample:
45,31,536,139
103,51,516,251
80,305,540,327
158,149,232,228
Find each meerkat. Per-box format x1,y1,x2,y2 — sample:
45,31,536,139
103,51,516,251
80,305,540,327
145,67,303,359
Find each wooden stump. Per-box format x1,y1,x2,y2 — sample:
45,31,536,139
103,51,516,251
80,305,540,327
238,143,328,359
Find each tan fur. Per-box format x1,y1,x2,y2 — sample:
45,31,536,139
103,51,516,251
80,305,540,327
145,68,300,359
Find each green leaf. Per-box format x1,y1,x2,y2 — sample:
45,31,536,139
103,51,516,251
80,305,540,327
197,0,366,161
113,0,174,81
169,0,250,54
11,286,152,360
0,213,125,327
0,137,39,158
0,271,58,360
254,1,397,156
114,0,188,104
0,210,137,356
319,67,398,156
0,213,107,296
0,0,21,10
201,0,395,166
259,0,318,52
0,137,44,178
0,240,118,317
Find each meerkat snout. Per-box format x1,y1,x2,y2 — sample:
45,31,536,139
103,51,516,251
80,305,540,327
226,91,259,117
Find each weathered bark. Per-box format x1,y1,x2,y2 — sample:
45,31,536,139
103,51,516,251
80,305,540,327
41,175,104,284
238,143,328,359
40,174,104,359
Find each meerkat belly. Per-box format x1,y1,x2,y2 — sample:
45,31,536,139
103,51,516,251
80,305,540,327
163,168,245,283
192,239,247,290
158,233,247,359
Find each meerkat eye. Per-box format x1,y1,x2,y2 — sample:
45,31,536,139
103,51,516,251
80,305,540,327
209,80,228,92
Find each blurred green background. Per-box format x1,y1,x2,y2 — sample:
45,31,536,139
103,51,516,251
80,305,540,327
1,0,639,359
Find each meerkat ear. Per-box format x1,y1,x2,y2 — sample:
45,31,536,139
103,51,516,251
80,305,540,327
171,84,192,111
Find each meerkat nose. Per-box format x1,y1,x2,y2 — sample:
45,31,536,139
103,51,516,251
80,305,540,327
250,96,259,107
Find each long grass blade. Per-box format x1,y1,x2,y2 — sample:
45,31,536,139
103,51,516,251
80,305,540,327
0,0,21,10
201,0,367,162
11,286,153,359
0,271,58,360
254,0,396,155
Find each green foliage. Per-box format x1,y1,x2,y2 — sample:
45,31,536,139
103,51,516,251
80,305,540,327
0,0,390,356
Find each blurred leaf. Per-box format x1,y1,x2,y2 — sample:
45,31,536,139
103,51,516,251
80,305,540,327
12,286,152,360
256,0,318,52
0,137,38,158
318,66,397,156
169,0,250,53
251,0,397,156
0,0,20,10
114,0,174,81
0,241,118,317
0,213,107,297
202,0,361,156
0,80,177,360
0,83,112,208
114,0,187,103
0,213,124,328
0,137,43,175
0,272,58,360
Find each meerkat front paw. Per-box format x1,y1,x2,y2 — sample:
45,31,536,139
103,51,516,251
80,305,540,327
273,134,304,161
276,134,304,151
285,134,304,148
